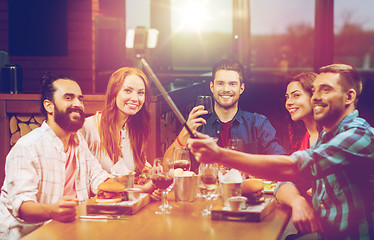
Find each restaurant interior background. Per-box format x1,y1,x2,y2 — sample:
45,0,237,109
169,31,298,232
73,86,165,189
1,0,374,187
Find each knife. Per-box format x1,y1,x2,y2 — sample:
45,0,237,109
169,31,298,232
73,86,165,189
79,215,129,220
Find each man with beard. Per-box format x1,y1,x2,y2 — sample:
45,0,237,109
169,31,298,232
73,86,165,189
0,74,109,239
165,59,284,171
188,64,374,239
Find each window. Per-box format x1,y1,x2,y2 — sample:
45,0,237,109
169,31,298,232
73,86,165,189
334,0,374,69
171,0,233,71
250,0,315,72
126,0,151,30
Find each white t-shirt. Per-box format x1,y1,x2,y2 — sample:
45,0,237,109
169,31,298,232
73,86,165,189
80,112,135,175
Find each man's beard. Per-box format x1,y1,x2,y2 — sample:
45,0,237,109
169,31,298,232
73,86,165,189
215,93,239,110
54,105,85,132
215,100,238,110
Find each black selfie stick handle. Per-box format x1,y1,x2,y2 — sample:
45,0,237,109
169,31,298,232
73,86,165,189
140,57,197,138
184,122,197,139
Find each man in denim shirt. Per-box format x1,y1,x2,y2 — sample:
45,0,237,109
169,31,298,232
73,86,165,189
165,59,284,170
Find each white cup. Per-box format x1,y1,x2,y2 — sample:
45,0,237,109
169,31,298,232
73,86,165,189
228,196,247,211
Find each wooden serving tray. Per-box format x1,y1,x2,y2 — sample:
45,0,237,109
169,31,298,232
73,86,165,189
211,198,275,222
86,193,150,215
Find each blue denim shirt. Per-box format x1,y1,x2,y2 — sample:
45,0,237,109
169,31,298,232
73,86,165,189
199,108,285,155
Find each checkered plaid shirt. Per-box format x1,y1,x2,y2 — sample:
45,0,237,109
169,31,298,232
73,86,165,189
0,121,110,239
292,110,374,239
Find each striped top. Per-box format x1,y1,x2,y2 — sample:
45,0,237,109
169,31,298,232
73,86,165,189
291,110,374,239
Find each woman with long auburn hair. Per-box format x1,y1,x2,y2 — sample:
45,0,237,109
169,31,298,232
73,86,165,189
80,67,155,193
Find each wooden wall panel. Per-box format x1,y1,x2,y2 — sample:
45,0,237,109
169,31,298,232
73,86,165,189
0,0,94,94
0,0,126,95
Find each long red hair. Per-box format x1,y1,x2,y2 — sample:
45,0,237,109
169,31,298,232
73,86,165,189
99,67,151,173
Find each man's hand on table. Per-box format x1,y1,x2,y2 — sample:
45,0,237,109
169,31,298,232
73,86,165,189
49,196,79,222
290,195,323,233
19,196,78,223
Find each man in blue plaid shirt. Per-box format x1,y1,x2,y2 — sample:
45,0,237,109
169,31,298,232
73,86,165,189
188,64,374,239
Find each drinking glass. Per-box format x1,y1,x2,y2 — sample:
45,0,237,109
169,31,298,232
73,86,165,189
151,157,174,214
227,139,244,152
224,139,246,179
196,96,213,133
173,146,191,171
197,163,219,216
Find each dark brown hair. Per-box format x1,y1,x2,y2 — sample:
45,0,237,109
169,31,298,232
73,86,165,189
212,59,244,85
319,63,362,105
283,72,318,154
40,73,73,116
287,72,318,96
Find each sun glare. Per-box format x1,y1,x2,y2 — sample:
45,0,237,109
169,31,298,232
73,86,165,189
177,1,209,32
183,5,206,29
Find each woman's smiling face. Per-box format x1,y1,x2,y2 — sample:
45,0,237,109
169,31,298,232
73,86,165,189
116,74,146,119
285,81,313,122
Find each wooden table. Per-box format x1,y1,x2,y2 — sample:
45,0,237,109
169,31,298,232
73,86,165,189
21,197,291,240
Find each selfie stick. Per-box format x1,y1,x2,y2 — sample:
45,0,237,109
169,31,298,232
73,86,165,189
139,57,197,138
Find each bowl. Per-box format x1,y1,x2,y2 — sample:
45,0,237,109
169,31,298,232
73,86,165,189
111,172,135,189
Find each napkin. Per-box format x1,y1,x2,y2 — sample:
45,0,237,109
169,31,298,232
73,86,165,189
219,169,244,183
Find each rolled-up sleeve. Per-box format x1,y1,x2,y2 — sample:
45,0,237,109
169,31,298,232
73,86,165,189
291,149,314,175
5,143,40,222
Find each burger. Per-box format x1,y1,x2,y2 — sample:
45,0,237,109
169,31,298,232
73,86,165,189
96,180,127,203
242,179,265,204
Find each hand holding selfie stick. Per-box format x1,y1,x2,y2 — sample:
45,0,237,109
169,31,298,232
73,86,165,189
139,57,197,138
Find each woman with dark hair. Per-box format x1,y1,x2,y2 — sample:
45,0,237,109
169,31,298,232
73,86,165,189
283,72,320,154
80,67,155,193
276,72,321,239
